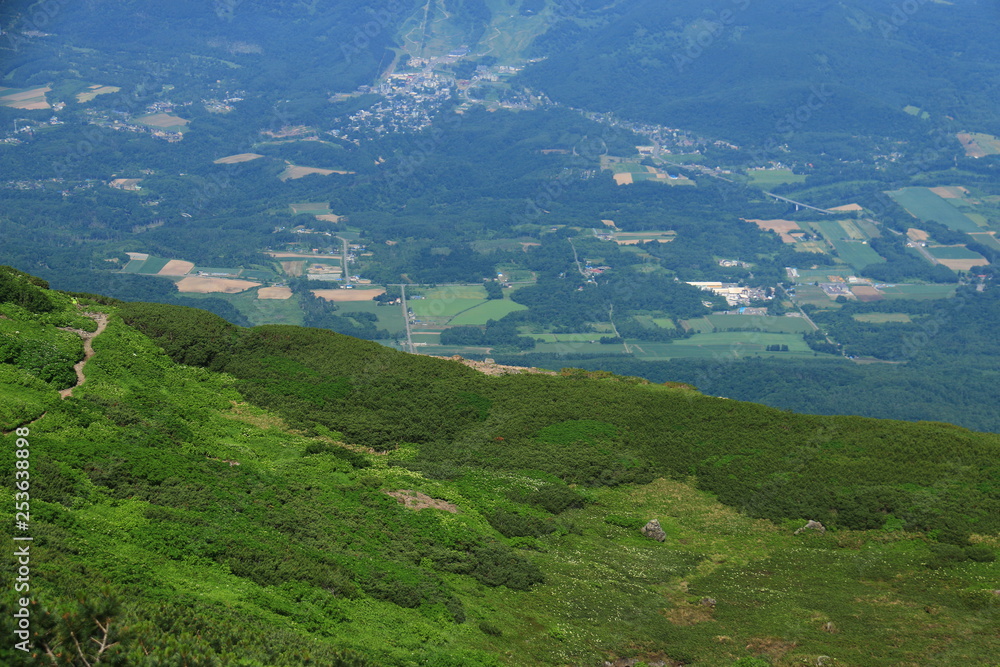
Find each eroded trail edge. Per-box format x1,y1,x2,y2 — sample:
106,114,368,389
59,312,109,399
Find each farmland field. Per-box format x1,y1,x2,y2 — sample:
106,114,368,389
289,202,331,215
957,132,1000,158
279,165,354,181
925,245,985,260
185,290,303,326
745,168,806,186
76,85,120,103
528,333,603,343
157,260,194,276
132,256,170,274
629,332,815,360
970,232,1000,251
448,298,527,325
257,286,293,299
806,221,884,270
176,277,260,293
683,314,814,334
887,187,981,233
312,288,385,302
334,301,406,335
613,230,676,245
0,85,51,109
747,219,802,244
213,153,264,164
408,285,488,319
134,113,190,132
875,284,957,300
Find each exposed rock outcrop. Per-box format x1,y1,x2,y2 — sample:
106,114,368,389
641,519,666,542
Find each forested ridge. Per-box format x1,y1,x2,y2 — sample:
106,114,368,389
1,269,998,665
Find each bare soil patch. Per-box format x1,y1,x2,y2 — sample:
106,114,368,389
907,228,930,242
137,113,190,128
314,214,343,223
213,153,263,164
930,186,969,199
157,260,194,276
279,261,306,277
442,355,554,377
613,173,634,185
958,133,988,158
828,203,863,212
386,490,458,513
257,286,293,299
850,285,883,302
176,277,260,293
937,258,988,271
746,219,802,243
311,288,384,302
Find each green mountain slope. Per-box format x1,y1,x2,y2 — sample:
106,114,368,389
2,266,999,665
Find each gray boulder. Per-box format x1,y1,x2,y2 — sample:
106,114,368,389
640,519,666,542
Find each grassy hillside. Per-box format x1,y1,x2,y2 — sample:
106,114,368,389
1,267,999,665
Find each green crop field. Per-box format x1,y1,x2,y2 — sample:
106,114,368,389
684,314,814,334
134,256,170,274
792,267,855,283
806,221,884,270
888,188,981,233
651,317,677,329
925,245,985,260
529,333,602,343
336,301,406,335
449,299,528,326
970,232,1000,251
746,168,807,186
184,290,305,326
875,284,958,300
630,332,815,360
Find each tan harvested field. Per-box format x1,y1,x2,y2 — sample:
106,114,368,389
157,260,195,276
280,165,355,181
314,214,343,223
0,86,51,109
176,277,260,293
257,286,294,300
613,173,634,185
956,133,1000,158
747,219,802,243
601,219,618,228
213,153,263,164
136,113,190,128
828,203,863,212
937,258,989,271
907,228,930,242
311,288,385,302
279,261,306,277
109,178,142,191
930,186,969,199
851,285,883,302
126,252,150,261
76,85,120,103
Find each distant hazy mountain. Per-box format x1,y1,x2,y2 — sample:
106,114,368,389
521,0,1000,143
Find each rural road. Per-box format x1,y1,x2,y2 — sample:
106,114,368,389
60,312,109,399
399,284,415,353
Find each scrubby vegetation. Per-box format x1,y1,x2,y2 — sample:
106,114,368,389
1,275,999,665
